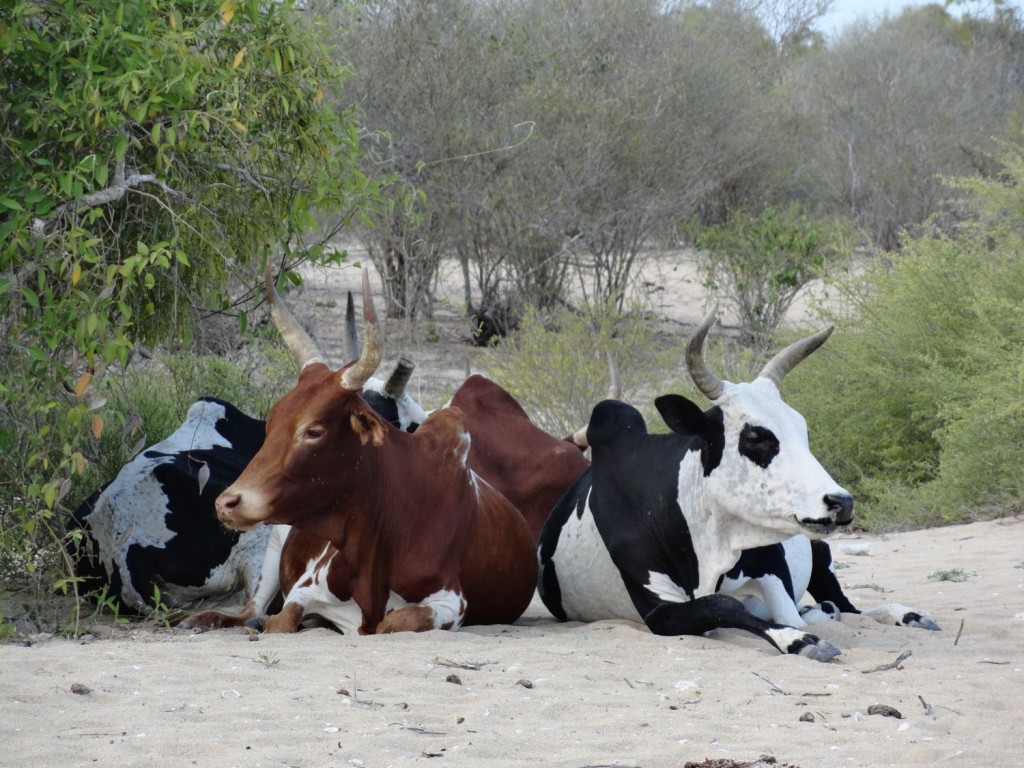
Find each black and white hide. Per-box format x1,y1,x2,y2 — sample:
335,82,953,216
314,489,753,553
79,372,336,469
722,536,941,631
71,398,267,612
537,310,855,661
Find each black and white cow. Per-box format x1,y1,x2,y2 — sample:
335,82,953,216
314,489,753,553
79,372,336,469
722,536,941,631
71,397,268,612
72,357,427,613
538,310,855,661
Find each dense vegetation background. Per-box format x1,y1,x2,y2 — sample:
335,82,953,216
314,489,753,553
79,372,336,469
3,0,1024,632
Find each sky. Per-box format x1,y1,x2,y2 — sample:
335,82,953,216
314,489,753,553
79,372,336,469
815,0,1014,37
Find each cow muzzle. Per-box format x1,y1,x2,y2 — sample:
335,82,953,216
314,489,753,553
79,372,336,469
215,489,260,531
797,492,854,536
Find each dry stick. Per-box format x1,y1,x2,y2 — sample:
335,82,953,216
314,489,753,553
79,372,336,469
432,656,498,671
918,695,934,716
752,671,787,694
861,649,912,674
954,619,965,646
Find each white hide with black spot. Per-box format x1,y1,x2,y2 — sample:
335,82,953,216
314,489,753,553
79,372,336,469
720,535,941,631
538,386,851,661
72,399,268,611
699,378,849,539
548,487,640,622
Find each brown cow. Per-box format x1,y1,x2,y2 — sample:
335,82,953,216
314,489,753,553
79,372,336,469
183,267,536,635
451,375,590,543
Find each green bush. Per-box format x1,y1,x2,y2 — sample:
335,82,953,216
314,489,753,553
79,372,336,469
76,347,293,498
689,205,855,349
0,0,373,633
485,300,678,439
787,145,1024,529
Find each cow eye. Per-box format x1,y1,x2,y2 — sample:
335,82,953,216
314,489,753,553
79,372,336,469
303,424,326,441
738,424,779,469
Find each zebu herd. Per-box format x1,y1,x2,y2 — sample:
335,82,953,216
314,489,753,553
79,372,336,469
71,265,939,661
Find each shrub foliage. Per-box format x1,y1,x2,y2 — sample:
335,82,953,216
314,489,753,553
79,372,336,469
0,0,372,625
788,146,1024,529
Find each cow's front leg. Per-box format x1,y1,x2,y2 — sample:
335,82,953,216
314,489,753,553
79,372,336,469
179,599,259,630
861,603,941,631
375,588,467,634
644,594,842,662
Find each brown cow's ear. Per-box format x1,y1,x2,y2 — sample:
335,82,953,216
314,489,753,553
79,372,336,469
350,410,387,447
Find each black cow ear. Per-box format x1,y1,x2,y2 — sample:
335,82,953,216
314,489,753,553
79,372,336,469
654,394,708,436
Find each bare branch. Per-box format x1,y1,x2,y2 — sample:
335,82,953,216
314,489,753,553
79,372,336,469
31,163,188,237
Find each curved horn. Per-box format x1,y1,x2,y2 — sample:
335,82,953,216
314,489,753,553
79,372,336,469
606,350,622,400
757,325,834,387
340,267,382,391
343,291,359,362
264,261,324,369
384,355,415,398
686,305,725,401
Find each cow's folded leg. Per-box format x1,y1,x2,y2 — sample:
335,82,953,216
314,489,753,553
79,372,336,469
644,594,841,662
262,602,305,633
178,600,258,630
375,590,466,634
799,600,842,623
861,603,941,631
375,604,436,633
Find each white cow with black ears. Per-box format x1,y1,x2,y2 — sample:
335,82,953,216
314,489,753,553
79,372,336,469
538,309,855,661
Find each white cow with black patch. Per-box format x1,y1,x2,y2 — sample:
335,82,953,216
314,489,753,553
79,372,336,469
71,397,269,612
538,310,855,661
721,536,940,631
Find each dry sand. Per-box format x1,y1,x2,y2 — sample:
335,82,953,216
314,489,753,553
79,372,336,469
4,516,1023,767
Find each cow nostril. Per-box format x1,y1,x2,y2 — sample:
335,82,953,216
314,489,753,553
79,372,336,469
824,493,854,524
218,492,241,512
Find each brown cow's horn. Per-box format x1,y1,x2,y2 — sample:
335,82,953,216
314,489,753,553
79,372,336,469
384,355,415,398
757,325,834,387
686,305,725,401
343,290,359,363
264,261,324,369
340,267,382,390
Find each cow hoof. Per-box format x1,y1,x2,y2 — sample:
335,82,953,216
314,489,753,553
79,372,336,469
904,612,941,631
799,601,842,624
793,634,842,662
245,617,266,632
177,611,217,630
863,603,940,631
768,626,841,661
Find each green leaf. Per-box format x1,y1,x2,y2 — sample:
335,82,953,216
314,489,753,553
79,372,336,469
0,197,24,211
22,285,40,309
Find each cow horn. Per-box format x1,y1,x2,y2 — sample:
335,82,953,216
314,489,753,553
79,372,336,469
757,325,834,387
343,290,359,362
606,350,622,400
384,355,415,398
340,267,382,391
686,305,725,401
264,261,325,369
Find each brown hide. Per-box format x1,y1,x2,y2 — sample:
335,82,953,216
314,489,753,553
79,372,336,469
451,375,590,542
215,363,536,633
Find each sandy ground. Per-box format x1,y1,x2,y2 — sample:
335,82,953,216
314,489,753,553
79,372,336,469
4,516,1023,767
